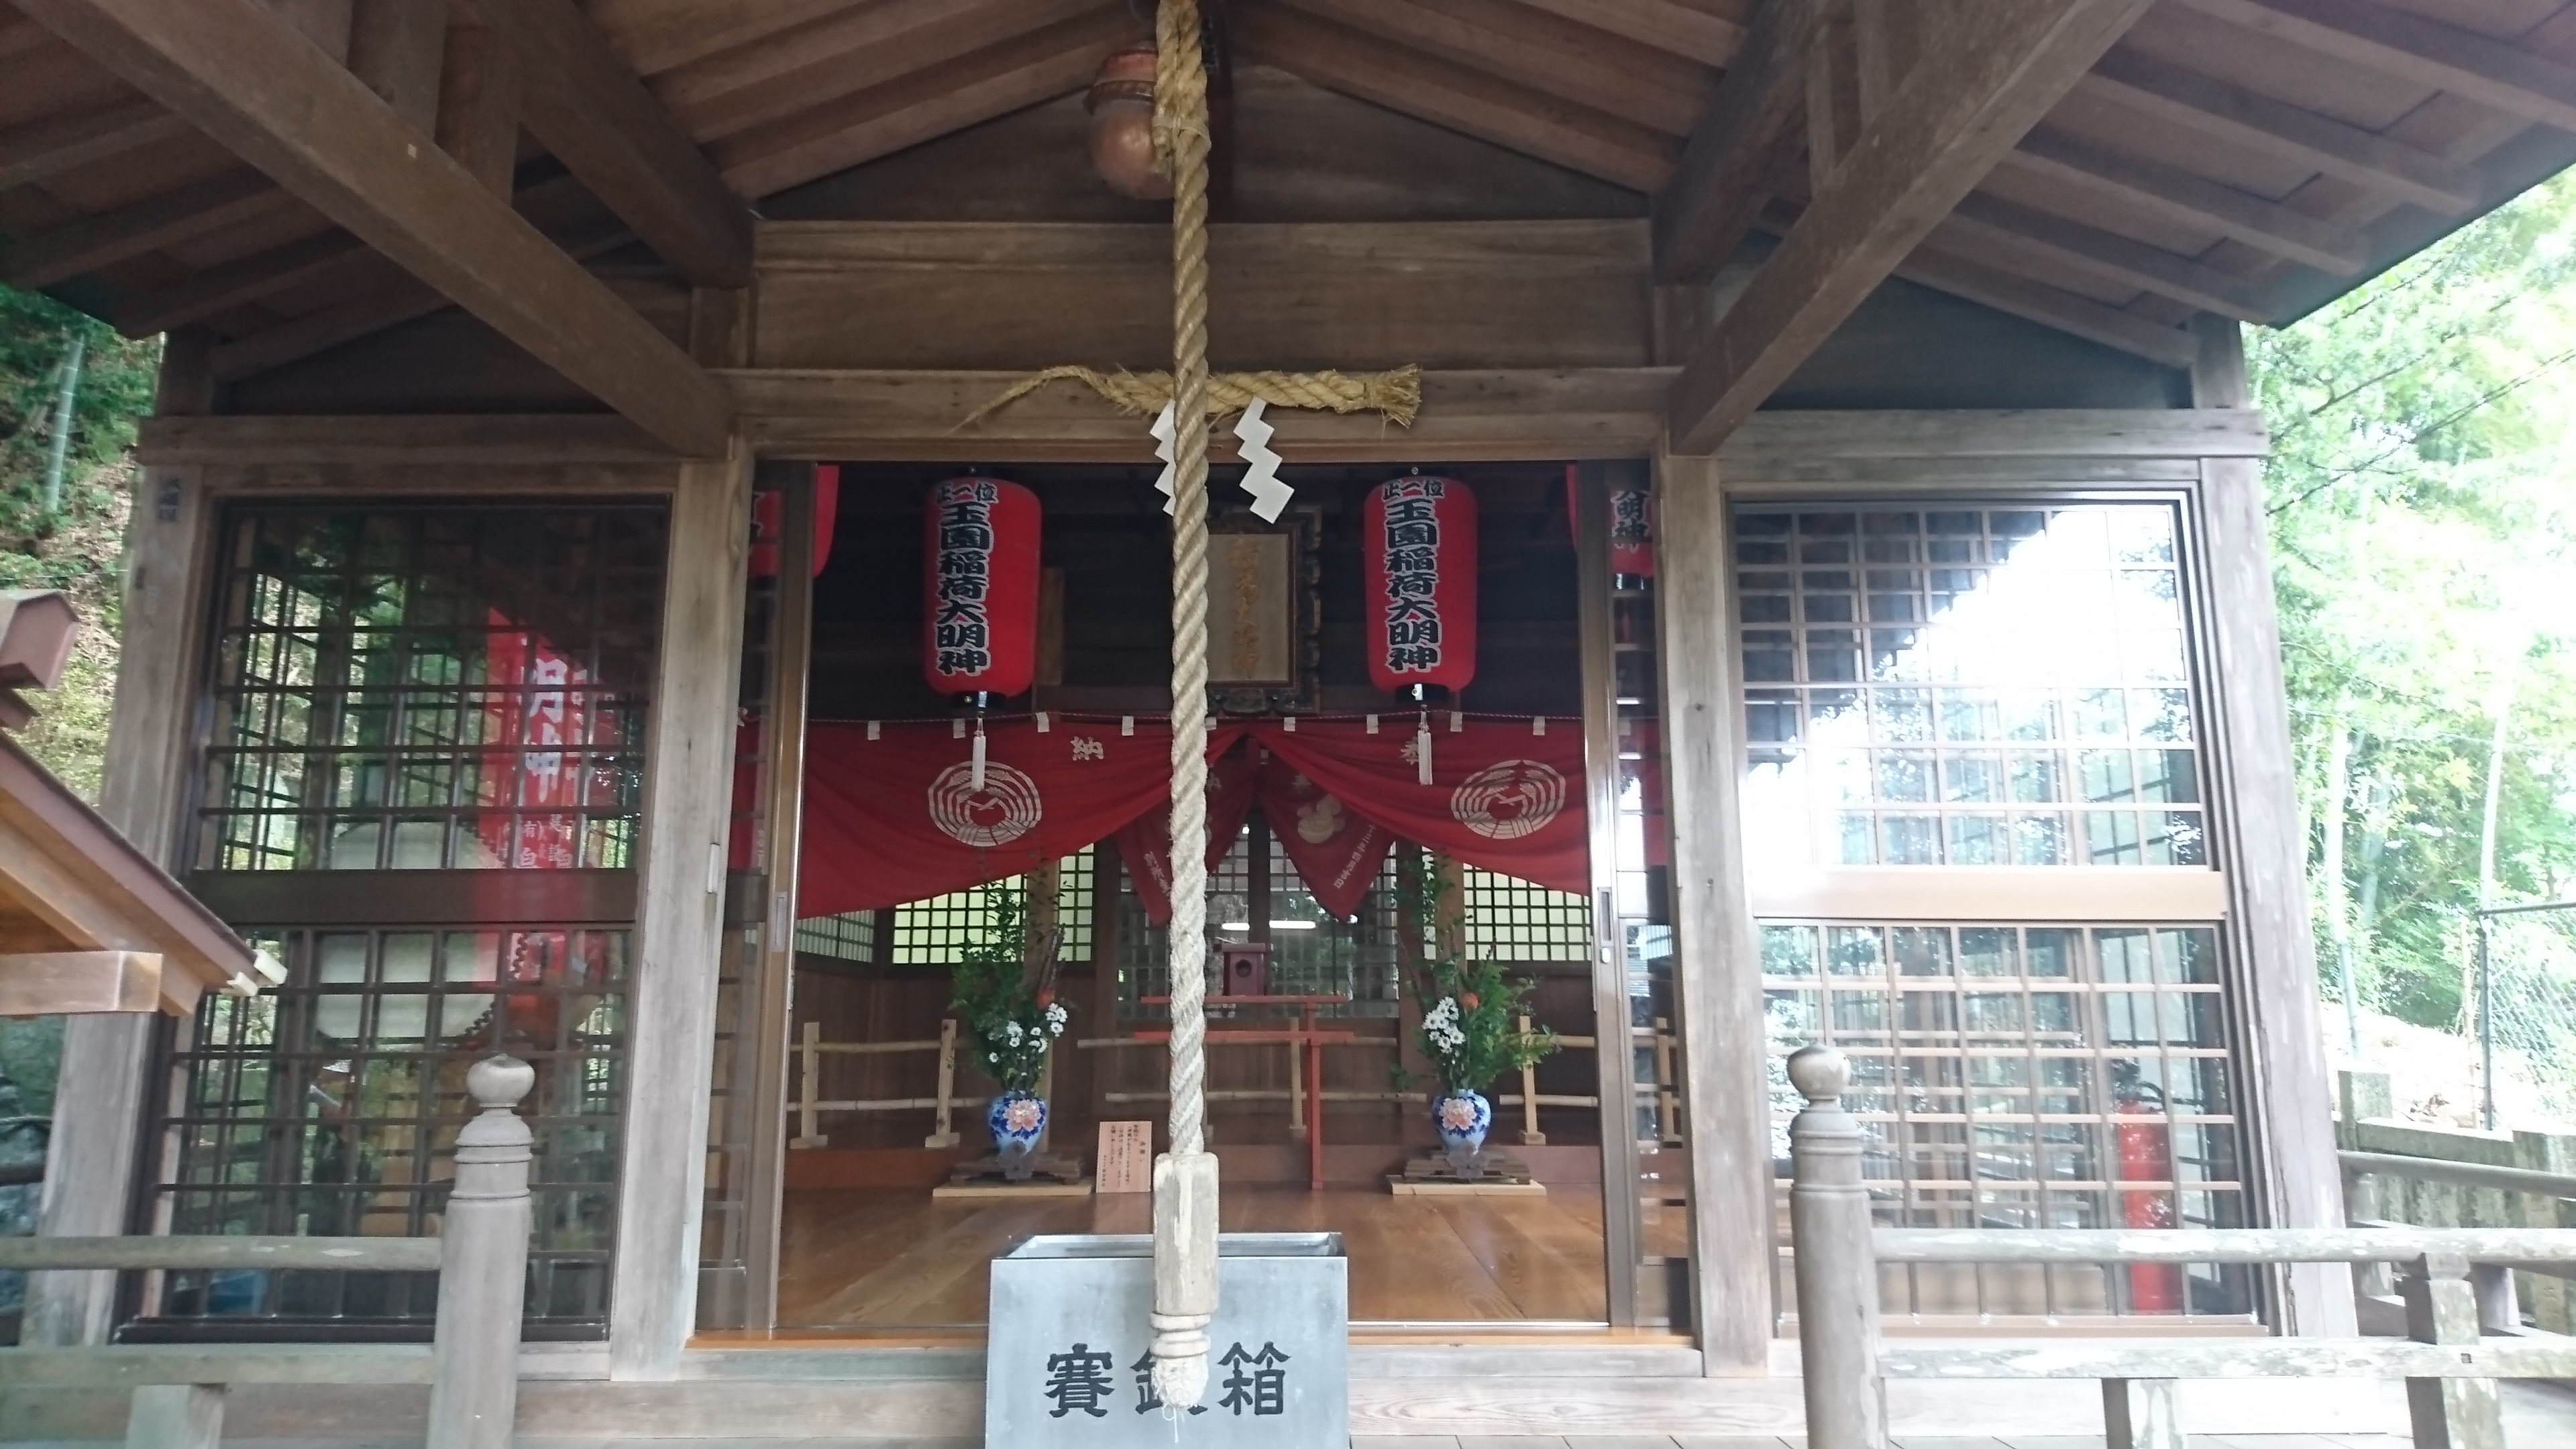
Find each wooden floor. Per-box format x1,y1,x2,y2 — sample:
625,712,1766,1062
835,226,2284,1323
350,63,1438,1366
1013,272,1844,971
776,1185,1641,1327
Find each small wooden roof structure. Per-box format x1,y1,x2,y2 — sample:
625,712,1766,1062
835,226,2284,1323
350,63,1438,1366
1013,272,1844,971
3,0,2573,445
0,591,264,1016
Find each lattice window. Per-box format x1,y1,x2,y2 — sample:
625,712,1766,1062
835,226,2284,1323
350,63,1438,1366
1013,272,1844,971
794,912,877,963
888,857,1094,967
1762,921,2252,1321
197,507,665,874
1735,504,2208,870
150,501,666,1340
1119,837,1403,1016
1460,867,1591,963
157,926,629,1331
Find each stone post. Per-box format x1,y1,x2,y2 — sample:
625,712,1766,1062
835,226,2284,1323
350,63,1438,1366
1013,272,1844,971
1787,1044,1884,1449
428,1055,535,1449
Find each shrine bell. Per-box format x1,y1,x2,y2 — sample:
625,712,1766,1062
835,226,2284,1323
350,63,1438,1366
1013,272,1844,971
1362,475,1479,702
921,476,1042,704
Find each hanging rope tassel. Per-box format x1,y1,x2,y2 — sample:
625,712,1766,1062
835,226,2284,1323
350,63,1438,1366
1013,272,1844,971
1148,0,1221,1414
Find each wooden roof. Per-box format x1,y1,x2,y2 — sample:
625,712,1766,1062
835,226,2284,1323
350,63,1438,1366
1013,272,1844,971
5,0,2573,443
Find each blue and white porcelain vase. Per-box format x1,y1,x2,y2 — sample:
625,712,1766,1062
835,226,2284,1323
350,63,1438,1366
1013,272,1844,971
989,1090,1048,1180
1432,1088,1491,1177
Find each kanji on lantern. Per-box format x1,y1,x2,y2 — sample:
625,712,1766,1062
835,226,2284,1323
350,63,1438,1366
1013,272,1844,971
920,475,1042,700
1362,475,1478,696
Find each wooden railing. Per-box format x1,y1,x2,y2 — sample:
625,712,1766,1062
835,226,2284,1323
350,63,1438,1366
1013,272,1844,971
785,1018,986,1149
1784,1043,2576,1449
0,1055,535,1449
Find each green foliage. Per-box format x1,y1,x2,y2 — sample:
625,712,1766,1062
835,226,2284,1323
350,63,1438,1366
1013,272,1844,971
1,286,158,800
1396,851,1554,1095
2253,170,2576,1030
947,881,1067,1093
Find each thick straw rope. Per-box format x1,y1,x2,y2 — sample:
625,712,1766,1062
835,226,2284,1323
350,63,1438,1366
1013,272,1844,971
1148,0,1221,1413
959,364,1423,430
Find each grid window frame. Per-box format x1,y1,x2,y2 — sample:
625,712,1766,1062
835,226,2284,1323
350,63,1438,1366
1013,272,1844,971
1733,502,2213,873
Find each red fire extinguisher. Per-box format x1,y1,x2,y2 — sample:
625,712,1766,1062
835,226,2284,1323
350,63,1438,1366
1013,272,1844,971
2114,1071,2183,1312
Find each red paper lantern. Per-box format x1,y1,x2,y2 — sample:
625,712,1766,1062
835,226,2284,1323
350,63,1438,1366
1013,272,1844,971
1364,475,1478,697
921,476,1041,701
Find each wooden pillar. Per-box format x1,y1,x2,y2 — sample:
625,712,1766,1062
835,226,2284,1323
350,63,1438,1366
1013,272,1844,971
31,335,219,1347
1576,462,1643,1329
739,464,814,1330
608,447,754,1379
1654,445,1774,1371
2191,315,2353,1336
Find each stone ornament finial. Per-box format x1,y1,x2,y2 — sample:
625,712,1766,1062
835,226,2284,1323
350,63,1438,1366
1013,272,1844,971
1787,1042,1849,1106
467,1054,535,1112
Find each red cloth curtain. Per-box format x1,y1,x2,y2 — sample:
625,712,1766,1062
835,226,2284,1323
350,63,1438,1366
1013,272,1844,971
793,715,1590,920
1248,718,1589,898
798,718,1244,918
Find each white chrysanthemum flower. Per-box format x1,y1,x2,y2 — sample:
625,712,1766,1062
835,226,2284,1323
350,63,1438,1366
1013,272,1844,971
1005,1020,1024,1044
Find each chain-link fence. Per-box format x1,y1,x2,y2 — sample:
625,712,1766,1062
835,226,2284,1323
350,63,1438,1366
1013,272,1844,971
2326,901,2576,1130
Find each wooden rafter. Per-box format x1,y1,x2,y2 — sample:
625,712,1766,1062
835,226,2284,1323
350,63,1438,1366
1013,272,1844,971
1650,0,1818,285
1941,192,2266,320
0,169,289,289
2000,125,2370,275
1898,243,2200,368
1269,0,1716,138
2169,0,2576,136
1235,3,1676,193
15,0,726,454
1511,0,1748,68
1667,0,2155,452
2076,48,2480,217
712,8,1132,201
0,94,189,189
112,229,382,337
204,175,629,382
587,0,859,80
460,0,752,287
653,0,1108,145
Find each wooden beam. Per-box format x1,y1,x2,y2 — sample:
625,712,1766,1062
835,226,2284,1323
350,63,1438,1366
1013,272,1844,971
1650,0,1819,284
435,12,522,196
2169,0,2576,137
205,176,631,382
1234,4,1676,193
2000,125,2371,276
0,95,189,190
1511,0,1746,68
1943,191,2268,319
135,412,674,465
1667,0,2153,453
17,0,731,455
712,9,1130,200
0,169,287,289
0,952,162,1016
1896,243,2203,368
347,0,447,135
584,0,858,79
458,0,751,287
111,230,382,337
2078,49,2481,217
1271,0,1716,137
726,366,1678,462
653,0,1102,143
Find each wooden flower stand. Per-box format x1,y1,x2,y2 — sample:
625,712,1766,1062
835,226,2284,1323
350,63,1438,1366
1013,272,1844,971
1385,1150,1546,1197
930,1152,1091,1199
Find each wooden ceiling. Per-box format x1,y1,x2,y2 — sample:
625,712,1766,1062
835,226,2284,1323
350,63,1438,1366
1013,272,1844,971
4,0,2574,442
